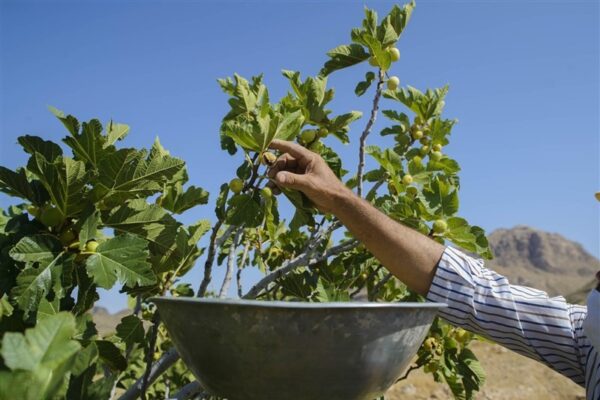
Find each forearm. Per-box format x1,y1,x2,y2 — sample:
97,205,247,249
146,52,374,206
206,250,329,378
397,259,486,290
331,189,445,296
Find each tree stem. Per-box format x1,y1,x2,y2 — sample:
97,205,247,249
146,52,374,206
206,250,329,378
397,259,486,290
172,381,205,400
140,313,161,400
219,229,243,298
357,69,385,198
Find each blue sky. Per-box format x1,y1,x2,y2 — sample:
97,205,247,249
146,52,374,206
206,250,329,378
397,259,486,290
1,0,598,312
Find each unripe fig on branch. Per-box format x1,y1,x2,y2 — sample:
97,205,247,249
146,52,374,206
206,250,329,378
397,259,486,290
411,130,423,140
387,76,400,90
300,130,316,144
261,186,272,199
85,240,99,253
406,186,418,197
433,219,447,234
40,207,63,227
388,47,400,61
430,151,443,161
261,151,277,166
229,178,244,194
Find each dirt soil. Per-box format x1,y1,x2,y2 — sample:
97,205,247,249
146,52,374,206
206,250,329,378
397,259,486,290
385,341,586,400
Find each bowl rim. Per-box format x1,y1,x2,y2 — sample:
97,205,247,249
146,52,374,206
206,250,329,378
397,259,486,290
150,296,447,309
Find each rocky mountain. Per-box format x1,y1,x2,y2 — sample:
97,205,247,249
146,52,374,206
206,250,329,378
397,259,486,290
92,306,130,336
483,225,599,301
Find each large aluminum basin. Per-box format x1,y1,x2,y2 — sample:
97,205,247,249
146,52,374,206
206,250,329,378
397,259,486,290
152,297,445,400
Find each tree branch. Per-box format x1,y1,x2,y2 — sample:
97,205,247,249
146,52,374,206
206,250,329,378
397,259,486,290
219,229,243,298
243,239,359,299
196,223,236,297
140,313,161,400
356,69,385,198
172,381,205,400
396,363,421,382
119,347,180,400
365,178,386,202
237,241,250,298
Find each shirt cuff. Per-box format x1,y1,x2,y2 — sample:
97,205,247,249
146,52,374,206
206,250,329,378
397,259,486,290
425,246,478,305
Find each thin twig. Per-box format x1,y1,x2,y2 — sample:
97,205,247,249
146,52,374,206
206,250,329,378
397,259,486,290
396,364,421,382
219,229,243,298
140,313,161,400
243,239,359,299
357,69,385,197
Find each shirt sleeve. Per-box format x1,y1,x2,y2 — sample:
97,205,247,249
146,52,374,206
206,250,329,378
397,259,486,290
426,246,587,387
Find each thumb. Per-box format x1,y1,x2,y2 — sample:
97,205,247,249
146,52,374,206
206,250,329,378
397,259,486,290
275,171,309,191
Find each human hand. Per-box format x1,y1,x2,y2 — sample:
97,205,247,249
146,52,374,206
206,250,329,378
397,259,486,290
266,140,352,214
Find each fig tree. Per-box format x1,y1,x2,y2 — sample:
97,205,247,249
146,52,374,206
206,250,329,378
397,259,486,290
411,130,423,140
420,145,430,155
261,151,277,166
268,247,282,259
387,47,400,61
300,130,316,144
318,127,328,137
412,155,422,165
85,240,99,253
433,219,447,234
40,207,63,227
59,229,76,246
402,174,413,185
229,178,244,194
27,205,39,218
261,186,272,199
406,186,418,197
430,151,442,161
387,76,400,90
432,143,442,152
423,337,437,351
424,363,438,373
455,328,469,343
368,56,379,67
309,141,323,152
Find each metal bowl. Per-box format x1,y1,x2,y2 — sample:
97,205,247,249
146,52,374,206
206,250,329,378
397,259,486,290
152,297,445,400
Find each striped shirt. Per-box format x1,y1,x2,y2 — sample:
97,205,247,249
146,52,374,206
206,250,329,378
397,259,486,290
426,246,599,400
